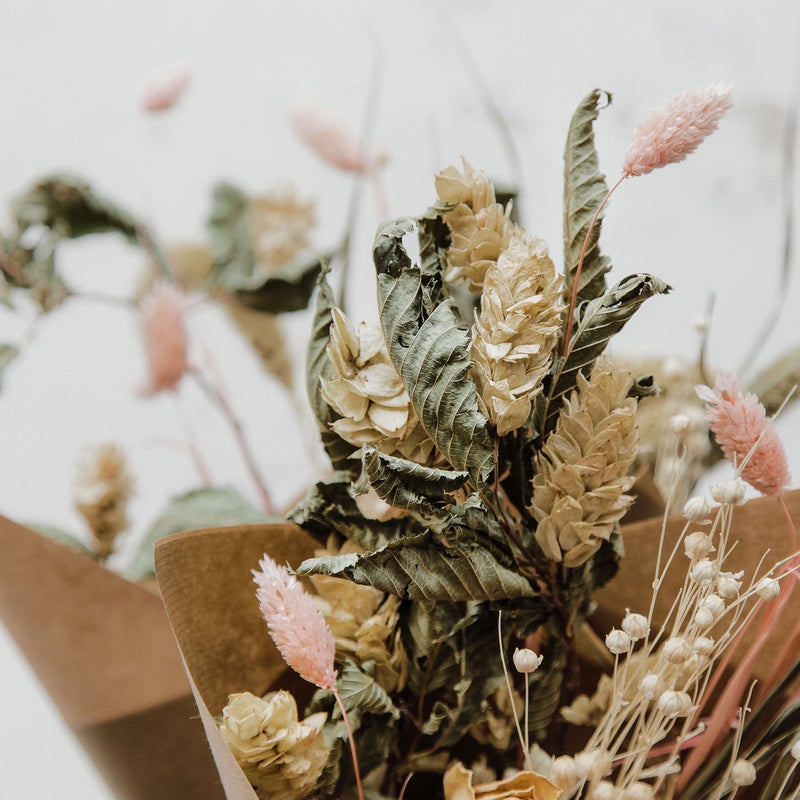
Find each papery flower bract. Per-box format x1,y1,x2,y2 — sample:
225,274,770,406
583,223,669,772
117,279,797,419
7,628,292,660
253,554,337,691
138,280,190,396
697,373,791,497
622,83,733,177
289,97,372,173
139,62,192,113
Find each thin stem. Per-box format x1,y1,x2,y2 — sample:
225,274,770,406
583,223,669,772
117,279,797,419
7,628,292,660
332,687,364,800
397,772,414,800
189,369,274,514
136,223,174,281
562,175,626,358
524,672,530,763
171,392,214,486
497,611,529,770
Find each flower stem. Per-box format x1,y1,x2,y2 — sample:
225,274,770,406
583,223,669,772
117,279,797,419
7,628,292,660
562,174,626,358
333,687,364,800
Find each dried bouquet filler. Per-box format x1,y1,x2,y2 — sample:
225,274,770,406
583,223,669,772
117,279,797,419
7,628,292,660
206,84,800,800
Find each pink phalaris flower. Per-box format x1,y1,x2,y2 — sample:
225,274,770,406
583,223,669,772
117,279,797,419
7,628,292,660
622,83,733,177
139,62,192,113
139,281,189,396
696,373,791,497
253,554,337,691
288,97,373,173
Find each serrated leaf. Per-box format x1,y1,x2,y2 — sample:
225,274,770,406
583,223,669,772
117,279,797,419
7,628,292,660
527,636,567,742
11,174,139,242
404,601,462,695
373,217,494,484
206,182,256,289
233,253,329,313
297,532,536,603
335,660,400,720
288,472,421,549
305,267,360,473
0,344,19,389
563,90,613,307
125,486,271,581
534,273,671,441
361,446,467,513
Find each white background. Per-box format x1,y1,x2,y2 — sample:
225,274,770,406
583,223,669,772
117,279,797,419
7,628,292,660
2,1,800,797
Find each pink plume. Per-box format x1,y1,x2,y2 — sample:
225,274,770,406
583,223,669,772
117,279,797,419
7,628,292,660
696,373,790,497
139,62,192,113
288,97,372,173
253,554,337,691
622,83,733,177
138,281,189,396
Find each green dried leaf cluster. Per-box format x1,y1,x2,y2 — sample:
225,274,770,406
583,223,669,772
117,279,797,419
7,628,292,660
289,90,674,798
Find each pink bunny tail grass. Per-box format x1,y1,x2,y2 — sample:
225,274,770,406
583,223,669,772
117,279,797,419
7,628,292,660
622,83,733,177
696,373,791,497
289,97,372,173
139,62,192,113
253,554,337,691
139,281,190,396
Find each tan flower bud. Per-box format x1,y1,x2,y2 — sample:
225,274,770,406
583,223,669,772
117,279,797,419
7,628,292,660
684,496,712,523
663,637,692,664
693,607,716,629
638,672,665,701
550,755,577,789
657,690,693,718
605,629,631,655
590,781,616,800
756,576,781,601
690,559,719,584
622,611,650,641
710,479,747,506
513,648,543,674
624,783,655,800
731,759,756,786
684,531,715,560
699,594,725,619
716,571,744,600
693,636,715,656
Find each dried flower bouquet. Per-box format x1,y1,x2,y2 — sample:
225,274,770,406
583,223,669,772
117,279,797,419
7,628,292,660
151,83,800,800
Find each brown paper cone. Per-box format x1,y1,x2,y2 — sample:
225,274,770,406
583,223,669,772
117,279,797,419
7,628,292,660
0,515,225,800
593,488,800,681
154,522,319,800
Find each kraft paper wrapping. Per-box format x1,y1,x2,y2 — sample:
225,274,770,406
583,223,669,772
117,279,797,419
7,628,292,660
0,515,225,800
154,522,319,800
594,488,800,681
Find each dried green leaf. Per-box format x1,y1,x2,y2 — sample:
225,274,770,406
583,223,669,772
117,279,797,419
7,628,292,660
360,446,467,514
206,182,256,289
563,90,613,307
404,601,462,695
11,174,139,242
527,636,567,742
374,217,494,484
297,531,536,603
125,486,271,581
233,253,328,313
534,273,671,441
335,660,400,720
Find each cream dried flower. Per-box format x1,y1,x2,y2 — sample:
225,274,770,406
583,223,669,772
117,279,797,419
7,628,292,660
218,690,329,800
320,307,441,465
73,443,134,558
443,760,561,800
470,234,564,435
248,187,315,274
530,357,639,567
436,158,517,292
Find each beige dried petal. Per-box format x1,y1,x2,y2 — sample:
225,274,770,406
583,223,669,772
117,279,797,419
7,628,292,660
320,377,370,420
443,761,562,800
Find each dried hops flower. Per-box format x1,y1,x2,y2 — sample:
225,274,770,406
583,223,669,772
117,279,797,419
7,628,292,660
530,357,638,567
218,690,329,800
73,443,134,558
697,373,790,497
320,308,440,465
436,158,517,291
138,280,190,396
621,83,733,177
253,554,337,692
470,234,564,435
248,186,315,273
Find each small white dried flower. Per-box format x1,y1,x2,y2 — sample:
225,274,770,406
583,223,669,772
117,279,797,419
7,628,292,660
710,479,747,506
663,637,692,664
693,314,709,333
699,594,726,619
624,783,655,800
670,413,691,435
684,531,715,560
756,576,781,602
638,672,666,701
605,628,631,655
657,690,693,718
693,608,716,629
731,759,756,786
622,611,650,641
684,496,712,523
590,781,615,800
573,749,610,781
690,558,719,585
717,571,744,600
679,653,704,677
550,755,577,790
693,636,715,656
513,648,543,674
791,738,800,761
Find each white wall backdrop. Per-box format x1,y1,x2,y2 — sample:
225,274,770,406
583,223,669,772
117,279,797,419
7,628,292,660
2,1,800,797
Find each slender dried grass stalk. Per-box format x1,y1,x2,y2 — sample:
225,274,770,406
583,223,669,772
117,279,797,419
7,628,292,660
529,357,639,567
470,234,564,435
